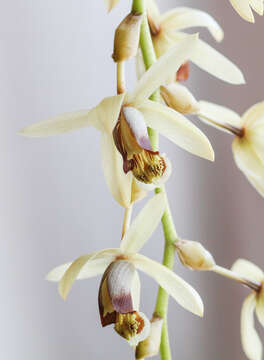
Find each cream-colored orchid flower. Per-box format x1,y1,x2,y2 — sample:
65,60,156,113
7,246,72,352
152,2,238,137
104,0,120,12
198,100,264,197
231,259,264,360
229,0,264,22
47,194,204,346
145,0,244,85
20,35,214,207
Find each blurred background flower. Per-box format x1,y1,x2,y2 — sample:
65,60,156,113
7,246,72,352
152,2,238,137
0,0,264,359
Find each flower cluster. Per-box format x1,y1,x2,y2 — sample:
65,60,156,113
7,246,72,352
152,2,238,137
20,0,264,359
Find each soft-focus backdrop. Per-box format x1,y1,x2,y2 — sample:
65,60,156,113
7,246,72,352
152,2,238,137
0,0,263,359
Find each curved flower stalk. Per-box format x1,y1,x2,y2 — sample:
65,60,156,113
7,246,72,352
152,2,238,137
198,100,264,197
142,0,244,85
229,0,263,22
20,35,214,207
47,194,204,346
231,259,264,360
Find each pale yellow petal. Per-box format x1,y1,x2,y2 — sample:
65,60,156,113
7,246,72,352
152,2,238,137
120,193,166,254
190,38,245,84
198,101,243,133
160,7,224,42
242,101,264,128
96,93,126,133
229,0,255,22
47,258,112,282
104,0,120,12
59,249,119,299
247,126,264,164
249,0,264,15
232,138,264,195
256,292,264,328
131,254,204,317
231,259,264,282
138,100,214,161
101,132,133,208
19,108,98,137
241,293,262,360
127,34,199,104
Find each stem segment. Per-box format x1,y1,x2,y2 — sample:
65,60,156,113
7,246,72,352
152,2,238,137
132,0,178,358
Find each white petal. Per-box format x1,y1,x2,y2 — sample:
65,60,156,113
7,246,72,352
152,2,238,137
138,100,214,161
58,249,119,299
19,108,99,137
241,293,262,360
242,101,264,128
160,7,224,42
198,101,243,133
232,138,264,195
101,133,133,208
131,254,204,317
249,0,264,15
127,34,199,104
256,293,264,328
46,258,111,282
231,259,264,282
247,173,264,197
120,193,166,254
104,0,120,12
247,127,264,164
131,270,141,311
190,38,245,84
135,49,146,80
96,93,126,133
229,0,255,22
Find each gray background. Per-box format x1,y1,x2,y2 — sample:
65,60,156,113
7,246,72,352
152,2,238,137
0,0,263,359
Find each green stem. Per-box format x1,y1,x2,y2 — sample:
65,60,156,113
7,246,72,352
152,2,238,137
132,0,179,359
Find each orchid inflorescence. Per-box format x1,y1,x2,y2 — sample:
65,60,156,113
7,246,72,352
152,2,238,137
20,0,264,359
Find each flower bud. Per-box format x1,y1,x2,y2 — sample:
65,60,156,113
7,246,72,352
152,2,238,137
160,83,200,114
135,315,163,359
113,12,143,62
175,240,215,270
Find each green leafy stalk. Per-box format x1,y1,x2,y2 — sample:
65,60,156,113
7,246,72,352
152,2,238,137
132,0,179,359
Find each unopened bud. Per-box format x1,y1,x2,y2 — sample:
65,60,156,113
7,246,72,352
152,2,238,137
175,239,215,270
135,315,163,359
113,12,143,62
160,83,200,114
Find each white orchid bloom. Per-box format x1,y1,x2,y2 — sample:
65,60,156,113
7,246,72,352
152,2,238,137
20,35,214,208
144,0,244,85
231,259,264,360
47,194,204,346
198,100,264,197
229,0,263,22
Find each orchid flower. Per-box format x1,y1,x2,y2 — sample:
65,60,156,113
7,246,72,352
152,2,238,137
20,35,214,208
144,0,244,86
47,193,204,346
198,100,264,197
229,0,264,22
231,259,264,360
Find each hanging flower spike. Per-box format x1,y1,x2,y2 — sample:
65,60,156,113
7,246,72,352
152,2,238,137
19,35,214,206
104,0,121,13
229,0,264,22
198,100,264,197
47,194,204,346
231,259,264,360
144,0,245,85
